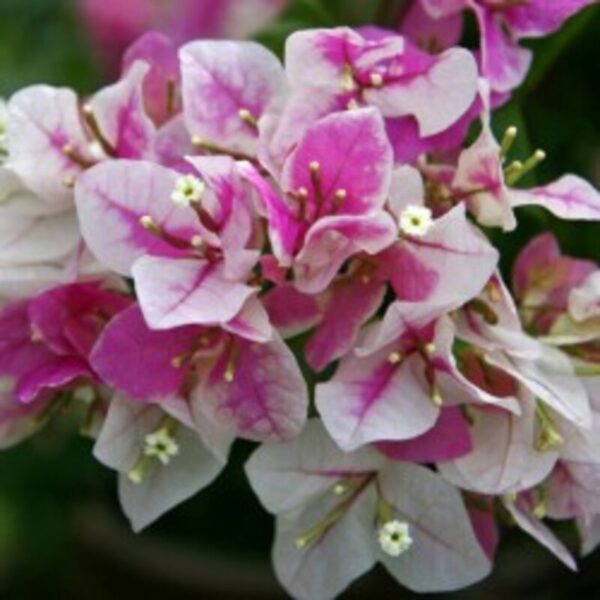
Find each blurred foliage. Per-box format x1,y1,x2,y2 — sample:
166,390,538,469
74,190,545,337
0,0,101,94
0,0,598,597
492,5,600,272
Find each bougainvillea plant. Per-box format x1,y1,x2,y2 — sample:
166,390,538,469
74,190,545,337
1,1,599,597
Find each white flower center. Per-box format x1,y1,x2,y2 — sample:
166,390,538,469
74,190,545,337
399,205,433,236
171,174,205,207
143,426,179,465
378,520,413,557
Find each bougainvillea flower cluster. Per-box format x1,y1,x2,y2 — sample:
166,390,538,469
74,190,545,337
1,1,599,597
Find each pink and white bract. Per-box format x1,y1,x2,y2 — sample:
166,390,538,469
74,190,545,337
1,3,599,598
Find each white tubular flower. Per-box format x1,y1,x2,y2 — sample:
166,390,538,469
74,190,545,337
170,174,205,207
378,520,413,557
143,426,180,465
399,205,433,236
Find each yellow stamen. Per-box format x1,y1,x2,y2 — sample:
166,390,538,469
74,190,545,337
190,235,204,248
506,150,546,186
388,351,403,364
309,161,321,174
369,72,384,88
486,280,502,303
238,107,258,129
431,387,443,407
61,144,94,169
467,299,499,325
424,342,436,356
82,104,116,157
127,455,151,484
500,126,517,158
139,214,160,235
503,160,523,181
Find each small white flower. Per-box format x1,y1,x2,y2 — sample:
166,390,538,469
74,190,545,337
143,427,180,465
378,520,413,557
170,174,205,207
399,205,433,236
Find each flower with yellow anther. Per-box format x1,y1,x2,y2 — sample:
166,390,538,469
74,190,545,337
143,425,180,465
378,520,413,557
399,205,433,237
127,419,180,484
171,174,206,207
